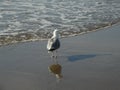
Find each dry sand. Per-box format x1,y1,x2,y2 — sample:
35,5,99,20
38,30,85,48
0,23,120,90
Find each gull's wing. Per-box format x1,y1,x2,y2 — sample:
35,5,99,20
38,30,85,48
47,38,60,51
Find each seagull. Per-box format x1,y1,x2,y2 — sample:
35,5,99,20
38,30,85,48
47,29,60,60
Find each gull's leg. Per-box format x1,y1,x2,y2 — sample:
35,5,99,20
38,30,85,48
55,50,57,59
54,50,58,64
51,51,54,58
48,51,54,59
48,51,58,63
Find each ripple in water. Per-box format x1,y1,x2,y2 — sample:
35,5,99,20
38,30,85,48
0,0,120,46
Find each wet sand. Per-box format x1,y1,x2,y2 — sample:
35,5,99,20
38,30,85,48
0,23,120,90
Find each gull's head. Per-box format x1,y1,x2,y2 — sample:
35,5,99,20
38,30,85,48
53,29,59,38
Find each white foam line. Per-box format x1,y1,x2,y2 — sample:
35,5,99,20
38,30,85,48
40,19,52,25
1,11,17,15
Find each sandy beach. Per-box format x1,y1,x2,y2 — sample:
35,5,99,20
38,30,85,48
0,23,120,90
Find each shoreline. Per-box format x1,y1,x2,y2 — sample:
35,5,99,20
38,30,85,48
0,21,120,47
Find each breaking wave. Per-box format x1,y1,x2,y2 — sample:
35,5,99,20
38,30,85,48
0,0,120,46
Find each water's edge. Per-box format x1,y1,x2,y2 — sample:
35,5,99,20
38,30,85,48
0,20,120,47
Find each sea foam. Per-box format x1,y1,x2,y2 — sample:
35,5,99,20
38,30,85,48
0,0,120,46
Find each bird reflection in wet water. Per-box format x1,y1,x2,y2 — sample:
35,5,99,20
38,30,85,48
48,63,63,79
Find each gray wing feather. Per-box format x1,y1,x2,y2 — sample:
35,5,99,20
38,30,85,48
47,38,60,51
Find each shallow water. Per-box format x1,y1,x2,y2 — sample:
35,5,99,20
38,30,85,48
0,0,120,46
